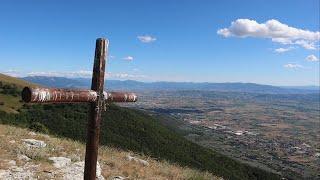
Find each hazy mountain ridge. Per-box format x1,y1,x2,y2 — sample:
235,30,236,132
23,76,319,94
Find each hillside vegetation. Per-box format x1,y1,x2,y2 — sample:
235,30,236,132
0,74,280,179
0,74,37,113
0,124,218,179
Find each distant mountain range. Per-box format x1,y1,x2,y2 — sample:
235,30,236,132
22,76,319,94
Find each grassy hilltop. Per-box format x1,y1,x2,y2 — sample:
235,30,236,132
0,73,280,179
0,73,38,113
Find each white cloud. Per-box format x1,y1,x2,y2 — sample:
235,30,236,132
294,40,317,50
306,54,319,62
108,73,146,79
274,47,294,53
217,19,320,50
283,63,303,69
122,56,134,61
1,69,22,77
109,55,115,59
1,68,147,80
27,70,93,78
27,71,59,77
8,70,147,80
137,35,156,43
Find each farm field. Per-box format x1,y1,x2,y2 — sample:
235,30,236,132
126,90,320,178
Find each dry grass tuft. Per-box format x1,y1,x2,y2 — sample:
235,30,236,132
0,124,221,179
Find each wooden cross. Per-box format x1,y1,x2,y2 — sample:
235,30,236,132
21,38,137,180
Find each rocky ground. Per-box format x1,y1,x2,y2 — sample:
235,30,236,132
0,124,219,180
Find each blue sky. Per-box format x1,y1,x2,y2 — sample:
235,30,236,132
0,0,319,86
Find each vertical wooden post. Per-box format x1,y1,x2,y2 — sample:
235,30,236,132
84,38,108,180
21,37,137,179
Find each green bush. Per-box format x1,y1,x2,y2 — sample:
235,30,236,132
28,122,49,134
0,81,21,97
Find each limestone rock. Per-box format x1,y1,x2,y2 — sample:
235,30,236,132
22,139,46,148
112,176,126,180
49,157,71,168
18,154,31,162
11,166,23,172
59,161,104,180
70,154,81,162
28,132,37,136
0,165,35,180
126,155,149,166
8,160,16,166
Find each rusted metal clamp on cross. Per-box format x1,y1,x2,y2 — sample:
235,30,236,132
21,38,137,180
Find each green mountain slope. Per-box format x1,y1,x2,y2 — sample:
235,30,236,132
0,74,280,179
0,73,38,113
0,73,37,88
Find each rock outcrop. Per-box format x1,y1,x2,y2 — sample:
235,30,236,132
126,155,149,166
49,157,72,168
0,160,37,180
59,161,104,180
22,139,47,148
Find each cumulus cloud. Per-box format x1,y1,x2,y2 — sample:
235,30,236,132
217,19,320,50
283,63,303,69
274,47,294,53
122,56,134,61
306,54,319,62
137,35,156,43
293,40,317,50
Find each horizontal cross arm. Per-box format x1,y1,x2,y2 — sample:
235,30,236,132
21,87,137,103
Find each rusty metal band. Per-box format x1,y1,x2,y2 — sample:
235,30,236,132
21,87,137,103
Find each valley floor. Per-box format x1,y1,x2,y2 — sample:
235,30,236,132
127,90,320,178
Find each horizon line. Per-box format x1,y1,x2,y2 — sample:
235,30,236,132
19,75,320,87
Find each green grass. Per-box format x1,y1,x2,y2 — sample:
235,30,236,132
0,73,37,88
0,94,22,113
0,73,38,113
